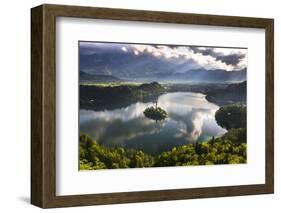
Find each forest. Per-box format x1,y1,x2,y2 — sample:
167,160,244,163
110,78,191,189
80,104,247,170
80,82,165,110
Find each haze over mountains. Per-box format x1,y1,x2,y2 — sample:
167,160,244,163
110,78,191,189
80,71,121,82
79,42,247,83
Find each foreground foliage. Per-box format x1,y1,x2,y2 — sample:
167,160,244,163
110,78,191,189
80,132,246,170
155,138,246,166
79,133,154,170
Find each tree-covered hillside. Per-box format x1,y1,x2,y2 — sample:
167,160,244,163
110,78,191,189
79,132,246,170
206,81,246,105
80,82,165,110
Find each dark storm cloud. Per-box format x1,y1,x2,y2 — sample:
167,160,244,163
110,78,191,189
190,47,214,56
189,47,246,66
216,54,245,66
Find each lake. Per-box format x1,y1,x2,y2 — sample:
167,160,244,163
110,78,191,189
80,92,227,155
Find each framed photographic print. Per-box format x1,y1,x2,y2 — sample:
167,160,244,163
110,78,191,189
31,4,274,208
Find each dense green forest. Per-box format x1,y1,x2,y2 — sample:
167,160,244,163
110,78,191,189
206,81,246,106
80,104,247,170
80,82,165,110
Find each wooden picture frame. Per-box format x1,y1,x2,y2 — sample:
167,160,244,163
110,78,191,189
31,4,274,208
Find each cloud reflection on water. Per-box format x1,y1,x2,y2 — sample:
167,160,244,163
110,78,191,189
80,92,226,155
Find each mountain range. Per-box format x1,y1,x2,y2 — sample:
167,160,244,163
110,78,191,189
80,49,246,83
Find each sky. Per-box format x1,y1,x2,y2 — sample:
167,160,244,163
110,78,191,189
79,42,247,72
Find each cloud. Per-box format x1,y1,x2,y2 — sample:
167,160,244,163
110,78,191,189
121,46,128,52
132,44,246,71
190,47,247,68
79,42,247,71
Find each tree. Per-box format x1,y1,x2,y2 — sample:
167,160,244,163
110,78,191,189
143,105,167,121
215,104,246,130
222,128,246,144
79,133,154,170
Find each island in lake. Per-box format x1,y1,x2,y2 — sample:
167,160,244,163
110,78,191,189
79,42,247,170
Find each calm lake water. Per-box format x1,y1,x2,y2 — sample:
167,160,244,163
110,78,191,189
80,92,227,155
